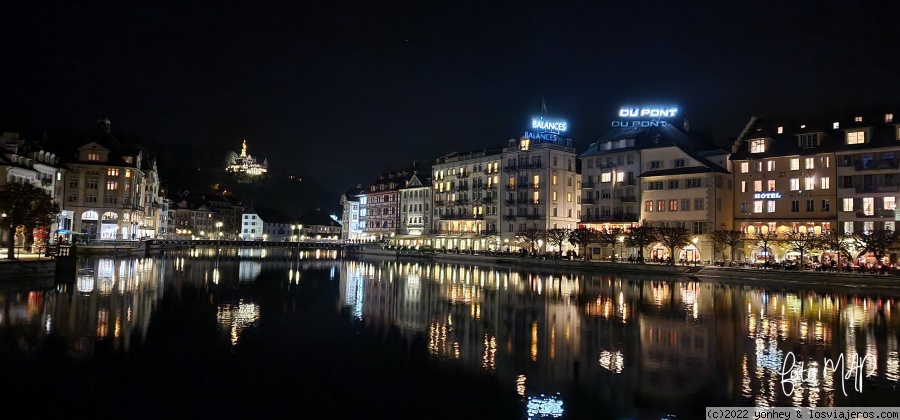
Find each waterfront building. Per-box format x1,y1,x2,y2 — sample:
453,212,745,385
499,131,580,252
730,117,839,261
431,149,502,251
638,122,732,262
358,171,406,241
298,208,342,240
256,207,296,241
240,206,264,240
171,195,215,239
158,198,173,238
834,112,900,237
340,186,364,241
399,170,433,239
0,132,65,247
202,193,244,239
577,131,641,232
61,120,152,241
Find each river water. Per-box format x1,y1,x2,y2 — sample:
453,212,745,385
2,248,900,418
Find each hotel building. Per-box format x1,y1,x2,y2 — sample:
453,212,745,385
431,149,503,251
730,117,839,261
835,112,900,235
398,170,433,238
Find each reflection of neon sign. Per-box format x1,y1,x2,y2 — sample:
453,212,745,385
524,132,559,141
618,107,678,118
754,192,782,199
531,119,567,132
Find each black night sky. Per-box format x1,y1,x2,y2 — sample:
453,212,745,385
2,1,899,199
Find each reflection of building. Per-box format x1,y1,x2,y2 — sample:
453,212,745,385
226,139,268,181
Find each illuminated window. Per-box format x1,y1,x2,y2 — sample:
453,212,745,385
552,191,557,201
566,193,572,202
805,177,815,190
804,158,814,169
616,172,624,182
740,162,748,173
740,181,746,192
767,180,776,191
645,200,653,212
125,169,131,178
885,197,896,210
846,131,865,144
107,168,119,176
887,114,894,123
669,200,678,211
843,198,853,211
657,200,665,212
767,201,775,213
533,175,539,187
533,191,539,204
552,175,557,185
753,180,762,192
790,159,799,170
753,200,763,213
821,177,829,189
833,122,840,129
854,116,862,122
520,139,530,151
87,153,99,161
777,126,783,134
790,178,799,190
863,197,874,215
106,181,117,190
886,221,895,231
821,156,830,168
750,139,766,153
601,173,611,183
767,160,775,171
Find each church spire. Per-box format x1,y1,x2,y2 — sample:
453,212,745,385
241,139,248,158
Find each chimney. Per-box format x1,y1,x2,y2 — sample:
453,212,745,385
683,119,690,132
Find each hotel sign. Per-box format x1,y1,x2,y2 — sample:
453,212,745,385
525,117,568,141
611,106,678,127
754,192,782,199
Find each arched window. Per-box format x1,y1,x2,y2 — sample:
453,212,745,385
81,210,99,220
122,212,130,222
101,212,118,221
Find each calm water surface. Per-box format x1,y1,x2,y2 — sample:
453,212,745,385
2,248,900,418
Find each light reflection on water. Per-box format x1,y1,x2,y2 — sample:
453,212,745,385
3,251,900,415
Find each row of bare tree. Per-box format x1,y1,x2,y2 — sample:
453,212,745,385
516,226,900,265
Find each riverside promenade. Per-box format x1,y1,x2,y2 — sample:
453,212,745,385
347,246,900,293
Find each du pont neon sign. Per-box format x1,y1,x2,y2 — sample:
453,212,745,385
611,106,678,127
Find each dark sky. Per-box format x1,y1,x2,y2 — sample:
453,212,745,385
2,1,898,196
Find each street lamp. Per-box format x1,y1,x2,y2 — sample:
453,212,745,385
291,224,297,242
215,221,223,240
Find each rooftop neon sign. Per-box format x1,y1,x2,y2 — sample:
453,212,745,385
618,107,678,118
532,119,567,132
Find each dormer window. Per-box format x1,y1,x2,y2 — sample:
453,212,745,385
846,130,866,145
887,113,894,123
854,116,862,122
750,138,766,153
777,126,783,134
833,122,840,129
800,133,818,148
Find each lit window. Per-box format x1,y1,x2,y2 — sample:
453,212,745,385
753,201,763,213
657,200,665,212
552,191,557,201
552,175,557,185
740,181,746,192
767,160,775,171
887,114,894,123
87,153,99,161
740,162,748,173
805,177,815,190
533,175,539,187
106,181,117,190
822,199,830,212
753,180,762,192
601,173,611,183
821,156,830,168
767,201,775,213
854,116,862,122
566,193,572,202
767,180,776,191
847,131,865,144
821,177,829,189
645,200,653,212
804,158,814,169
790,159,799,170
833,122,840,129
669,200,678,211
533,191,539,204
790,178,799,190
107,168,119,176
885,197,896,210
887,221,895,231
863,197,874,215
777,126,783,134
750,139,766,153
125,170,131,178
843,198,853,212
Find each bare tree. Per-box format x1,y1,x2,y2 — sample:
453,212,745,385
819,230,852,262
596,228,624,260
655,227,692,265
782,230,821,269
753,230,780,267
0,183,58,259
853,230,900,263
545,228,571,258
568,227,598,261
707,230,745,263
625,225,656,262
519,228,546,252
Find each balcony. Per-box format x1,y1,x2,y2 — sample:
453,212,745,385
525,214,541,220
581,197,595,205
855,185,900,193
434,200,445,206
454,199,469,205
855,209,896,218
618,195,637,202
502,166,517,172
531,200,540,205
531,183,540,189
502,215,517,221
854,160,900,171
454,185,469,192
516,198,530,205
474,214,484,220
481,183,498,190
479,229,498,236
480,197,495,204
617,180,636,186
517,184,528,190
456,172,470,178
505,199,517,205
582,181,596,189
580,213,638,223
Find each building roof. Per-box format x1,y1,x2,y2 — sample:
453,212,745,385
639,166,719,178
730,112,900,160
253,206,295,224
299,208,341,227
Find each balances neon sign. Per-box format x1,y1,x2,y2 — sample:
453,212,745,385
532,119,567,132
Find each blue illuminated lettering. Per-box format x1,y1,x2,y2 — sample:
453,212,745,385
531,119,567,132
618,107,678,119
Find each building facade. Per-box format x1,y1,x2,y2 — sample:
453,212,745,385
431,150,502,251
340,187,363,241
399,172,432,237
359,171,405,241
578,132,641,231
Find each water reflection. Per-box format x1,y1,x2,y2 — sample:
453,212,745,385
3,252,900,417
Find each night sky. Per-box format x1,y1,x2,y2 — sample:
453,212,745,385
2,1,898,196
